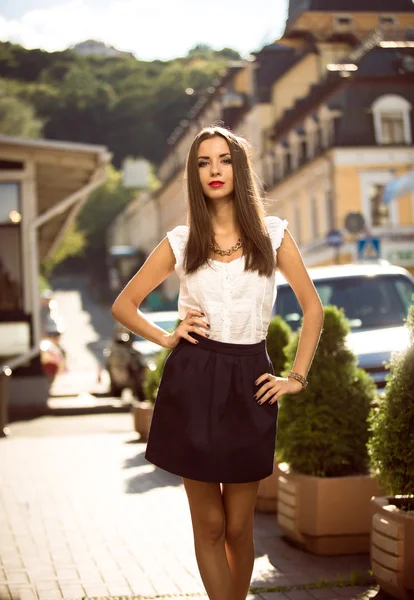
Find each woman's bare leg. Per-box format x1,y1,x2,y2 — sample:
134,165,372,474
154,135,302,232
182,477,233,600
222,481,260,600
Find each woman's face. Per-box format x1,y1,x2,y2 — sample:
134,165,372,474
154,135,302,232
197,136,234,202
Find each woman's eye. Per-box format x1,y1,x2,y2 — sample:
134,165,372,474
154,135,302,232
222,158,232,164
198,161,208,168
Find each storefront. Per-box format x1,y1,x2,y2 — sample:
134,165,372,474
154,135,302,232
0,135,111,427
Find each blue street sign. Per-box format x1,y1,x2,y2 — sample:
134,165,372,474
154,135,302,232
327,230,344,247
357,238,381,260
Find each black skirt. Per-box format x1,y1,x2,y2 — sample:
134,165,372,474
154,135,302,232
145,333,278,483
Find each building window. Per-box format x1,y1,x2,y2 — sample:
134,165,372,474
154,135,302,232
334,15,354,31
0,182,20,224
299,137,307,166
369,184,390,227
0,182,22,311
320,117,334,149
372,95,412,145
306,128,317,159
380,113,405,144
379,15,396,27
285,148,292,174
287,136,299,171
272,155,281,184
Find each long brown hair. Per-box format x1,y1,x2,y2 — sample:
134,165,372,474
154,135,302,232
183,125,275,277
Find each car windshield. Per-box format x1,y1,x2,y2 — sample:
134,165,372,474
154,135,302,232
276,274,414,331
133,319,177,342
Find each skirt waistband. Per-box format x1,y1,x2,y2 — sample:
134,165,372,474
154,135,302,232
188,332,267,356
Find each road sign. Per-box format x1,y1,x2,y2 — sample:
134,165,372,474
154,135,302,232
344,212,365,234
357,238,381,260
327,230,344,247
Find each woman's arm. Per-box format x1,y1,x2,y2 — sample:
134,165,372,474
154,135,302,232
111,237,209,348
277,229,324,378
256,229,324,405
111,238,176,348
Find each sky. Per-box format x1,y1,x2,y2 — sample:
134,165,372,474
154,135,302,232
0,0,289,60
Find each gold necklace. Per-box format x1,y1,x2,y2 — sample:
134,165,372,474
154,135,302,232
210,237,243,257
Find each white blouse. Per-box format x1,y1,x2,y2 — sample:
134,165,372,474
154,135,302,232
167,216,289,344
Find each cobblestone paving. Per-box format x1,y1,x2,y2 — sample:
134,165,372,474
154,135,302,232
0,414,377,600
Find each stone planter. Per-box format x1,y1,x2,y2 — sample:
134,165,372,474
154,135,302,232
277,462,381,555
132,400,154,442
371,496,414,600
255,458,280,513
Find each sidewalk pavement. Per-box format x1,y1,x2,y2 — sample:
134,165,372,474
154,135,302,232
0,412,379,600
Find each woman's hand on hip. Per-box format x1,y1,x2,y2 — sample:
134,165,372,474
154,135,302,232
166,310,210,348
254,373,303,405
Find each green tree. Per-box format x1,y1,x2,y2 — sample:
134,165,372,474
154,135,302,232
277,305,377,477
44,63,117,145
76,164,135,254
0,40,241,165
368,305,414,510
41,222,86,277
266,315,292,376
0,81,43,137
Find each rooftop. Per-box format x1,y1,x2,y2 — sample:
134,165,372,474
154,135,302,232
288,0,414,21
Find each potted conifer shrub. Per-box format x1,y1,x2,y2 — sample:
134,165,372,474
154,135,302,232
132,347,171,441
256,315,291,513
276,305,379,555
368,305,414,600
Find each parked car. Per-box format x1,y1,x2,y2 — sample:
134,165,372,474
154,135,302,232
104,310,179,398
40,289,65,336
274,261,414,391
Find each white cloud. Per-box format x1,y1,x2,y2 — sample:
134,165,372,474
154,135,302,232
0,0,288,59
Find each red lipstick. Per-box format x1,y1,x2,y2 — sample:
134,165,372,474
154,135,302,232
209,181,225,188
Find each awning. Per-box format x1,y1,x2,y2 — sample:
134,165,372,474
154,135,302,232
0,135,112,260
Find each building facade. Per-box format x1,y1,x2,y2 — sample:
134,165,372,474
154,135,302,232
110,0,414,299
0,136,111,414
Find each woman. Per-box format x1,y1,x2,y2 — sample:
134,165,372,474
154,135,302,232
111,126,324,600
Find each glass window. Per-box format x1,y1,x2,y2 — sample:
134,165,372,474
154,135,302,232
395,278,414,312
372,95,411,146
379,15,396,27
369,184,390,227
0,182,20,224
134,319,177,342
275,275,414,331
335,15,353,27
380,112,405,144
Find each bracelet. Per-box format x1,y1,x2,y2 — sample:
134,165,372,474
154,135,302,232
288,370,308,389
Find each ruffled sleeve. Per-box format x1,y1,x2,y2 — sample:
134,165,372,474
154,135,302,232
265,215,289,254
166,225,189,268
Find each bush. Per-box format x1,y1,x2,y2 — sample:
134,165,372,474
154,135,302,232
368,305,414,510
266,315,292,375
143,347,171,404
142,319,181,403
277,305,377,477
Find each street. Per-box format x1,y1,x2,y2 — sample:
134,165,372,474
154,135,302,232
1,277,377,600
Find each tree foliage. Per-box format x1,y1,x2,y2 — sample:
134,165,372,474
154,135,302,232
143,348,172,405
77,164,135,254
0,80,43,137
368,305,414,510
266,315,292,376
41,222,86,277
277,305,377,477
0,40,239,165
